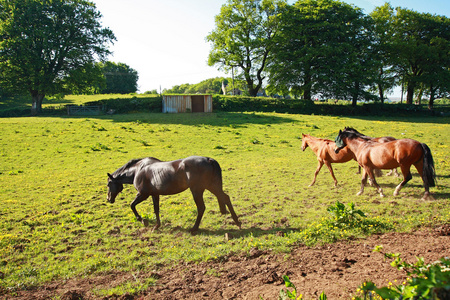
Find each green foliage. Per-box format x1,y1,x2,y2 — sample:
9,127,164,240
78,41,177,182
373,4,450,105
98,61,139,94
212,95,316,113
326,201,365,228
354,249,450,300
279,276,327,300
163,77,232,95
269,0,378,104
281,253,450,300
85,95,162,114
279,275,303,299
207,0,287,96
0,0,116,114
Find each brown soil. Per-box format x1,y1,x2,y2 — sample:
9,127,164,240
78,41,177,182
6,226,450,300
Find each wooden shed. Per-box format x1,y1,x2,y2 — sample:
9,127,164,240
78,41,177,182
162,95,213,113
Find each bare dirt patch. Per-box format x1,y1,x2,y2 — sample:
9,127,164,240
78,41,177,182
7,227,450,300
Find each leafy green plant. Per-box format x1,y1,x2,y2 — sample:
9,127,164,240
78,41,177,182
327,201,366,228
279,275,303,300
279,275,327,300
354,247,450,300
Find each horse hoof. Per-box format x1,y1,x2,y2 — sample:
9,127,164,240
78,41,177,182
380,194,385,198
356,192,363,196
142,219,149,227
422,194,435,201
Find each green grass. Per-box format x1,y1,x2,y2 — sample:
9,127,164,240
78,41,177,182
0,111,449,296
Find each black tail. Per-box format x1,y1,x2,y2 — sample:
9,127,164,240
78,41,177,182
421,143,436,187
207,157,223,184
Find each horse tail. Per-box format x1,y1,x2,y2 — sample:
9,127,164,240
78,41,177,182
207,157,223,185
421,143,436,188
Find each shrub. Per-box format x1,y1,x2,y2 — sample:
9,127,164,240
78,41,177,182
85,96,162,113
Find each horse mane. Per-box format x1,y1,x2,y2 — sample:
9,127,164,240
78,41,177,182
304,134,333,143
342,127,372,141
112,158,143,177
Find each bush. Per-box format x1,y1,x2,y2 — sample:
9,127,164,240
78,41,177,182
85,96,162,114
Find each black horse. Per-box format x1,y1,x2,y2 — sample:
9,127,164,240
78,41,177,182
107,156,241,233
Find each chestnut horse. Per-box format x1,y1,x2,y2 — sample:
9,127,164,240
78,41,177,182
334,128,436,200
343,127,399,177
301,133,356,187
107,156,241,233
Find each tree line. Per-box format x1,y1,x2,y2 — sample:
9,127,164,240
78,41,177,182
207,0,449,107
0,0,448,115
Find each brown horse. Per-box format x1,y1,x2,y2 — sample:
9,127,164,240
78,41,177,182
334,128,436,200
107,156,241,233
301,133,356,187
343,127,399,177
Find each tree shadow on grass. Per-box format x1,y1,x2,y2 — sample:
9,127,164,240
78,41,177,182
99,111,301,127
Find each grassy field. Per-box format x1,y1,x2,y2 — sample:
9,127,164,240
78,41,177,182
1,110,449,296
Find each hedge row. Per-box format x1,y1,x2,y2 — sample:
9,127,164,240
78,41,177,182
84,96,162,114
212,95,449,117
1,94,448,117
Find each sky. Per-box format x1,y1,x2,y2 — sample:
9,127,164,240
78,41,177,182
92,0,449,95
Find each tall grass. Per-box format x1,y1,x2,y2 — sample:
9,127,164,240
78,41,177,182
0,111,449,295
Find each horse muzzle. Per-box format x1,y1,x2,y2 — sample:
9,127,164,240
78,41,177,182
334,147,341,154
107,193,116,203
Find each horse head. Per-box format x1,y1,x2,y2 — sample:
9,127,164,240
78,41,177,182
107,173,124,203
334,130,346,153
301,133,309,151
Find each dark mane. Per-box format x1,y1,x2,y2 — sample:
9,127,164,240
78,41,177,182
341,127,372,141
112,158,142,177
344,127,361,134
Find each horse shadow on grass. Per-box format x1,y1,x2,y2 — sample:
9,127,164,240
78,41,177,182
155,222,301,240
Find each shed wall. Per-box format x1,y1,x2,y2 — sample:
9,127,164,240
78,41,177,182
162,95,212,113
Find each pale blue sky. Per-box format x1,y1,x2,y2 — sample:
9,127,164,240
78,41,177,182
92,0,448,94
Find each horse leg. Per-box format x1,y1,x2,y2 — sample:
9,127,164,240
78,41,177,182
190,189,206,234
393,168,400,177
368,170,385,198
309,161,323,187
385,168,399,177
217,191,241,229
151,195,161,230
357,172,368,196
393,166,412,196
209,186,241,229
130,193,149,226
374,169,383,177
324,161,338,187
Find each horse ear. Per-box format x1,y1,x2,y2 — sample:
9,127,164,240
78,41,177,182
107,173,114,180
339,130,342,134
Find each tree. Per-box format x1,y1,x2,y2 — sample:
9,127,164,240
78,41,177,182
268,0,377,105
207,0,286,97
418,15,450,108
0,0,115,115
370,3,399,103
99,61,139,94
390,8,449,105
